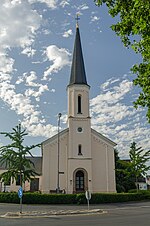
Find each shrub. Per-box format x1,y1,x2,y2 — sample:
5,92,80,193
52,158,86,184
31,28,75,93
128,189,138,193
22,193,77,204
76,193,147,204
0,192,19,203
0,192,148,205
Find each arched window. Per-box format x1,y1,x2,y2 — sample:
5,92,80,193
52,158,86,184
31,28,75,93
73,168,88,193
75,170,84,192
78,144,82,155
78,95,82,114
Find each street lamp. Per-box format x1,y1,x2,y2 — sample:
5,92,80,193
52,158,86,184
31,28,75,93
57,113,62,193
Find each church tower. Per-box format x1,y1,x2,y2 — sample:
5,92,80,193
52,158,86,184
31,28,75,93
67,21,92,192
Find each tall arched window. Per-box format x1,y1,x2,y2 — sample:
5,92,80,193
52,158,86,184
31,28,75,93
75,170,84,192
78,95,82,114
78,144,82,155
73,168,88,193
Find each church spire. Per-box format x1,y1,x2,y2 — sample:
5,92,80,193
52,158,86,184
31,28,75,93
69,17,88,86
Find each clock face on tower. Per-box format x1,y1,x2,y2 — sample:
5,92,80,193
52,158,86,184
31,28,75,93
77,127,83,132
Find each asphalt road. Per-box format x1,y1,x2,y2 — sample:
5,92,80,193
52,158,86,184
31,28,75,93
0,201,150,226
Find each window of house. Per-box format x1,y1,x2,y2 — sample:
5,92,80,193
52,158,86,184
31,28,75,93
78,144,82,155
78,95,82,114
4,178,11,186
16,175,21,186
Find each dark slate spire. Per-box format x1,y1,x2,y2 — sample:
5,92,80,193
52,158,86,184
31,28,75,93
69,23,88,86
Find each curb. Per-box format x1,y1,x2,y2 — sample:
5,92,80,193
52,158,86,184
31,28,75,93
0,209,105,218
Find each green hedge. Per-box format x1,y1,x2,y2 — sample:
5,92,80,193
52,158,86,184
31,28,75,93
0,193,77,204
0,192,148,205
0,193,19,204
22,193,77,204
76,193,146,204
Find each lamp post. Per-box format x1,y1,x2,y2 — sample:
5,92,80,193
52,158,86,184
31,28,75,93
57,113,62,193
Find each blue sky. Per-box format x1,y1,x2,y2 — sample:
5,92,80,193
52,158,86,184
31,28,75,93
0,0,150,158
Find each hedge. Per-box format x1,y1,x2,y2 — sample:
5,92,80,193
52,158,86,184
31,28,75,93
22,193,77,204
76,193,147,204
0,192,19,203
0,193,77,204
0,192,149,205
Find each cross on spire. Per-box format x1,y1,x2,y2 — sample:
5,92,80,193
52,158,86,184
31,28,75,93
75,14,80,28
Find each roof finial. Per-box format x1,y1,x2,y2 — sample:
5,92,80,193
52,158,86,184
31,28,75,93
75,13,80,28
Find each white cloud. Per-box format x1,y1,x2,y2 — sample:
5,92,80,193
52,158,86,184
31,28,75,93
42,29,51,35
0,79,35,117
25,71,39,87
0,75,55,137
29,0,58,9
0,54,14,75
100,78,120,91
22,122,58,138
43,45,71,80
21,47,36,57
91,79,133,107
16,71,39,87
50,88,55,92
91,15,100,22
15,71,49,101
15,76,24,85
25,84,49,101
60,0,70,8
0,0,41,51
63,29,73,38
0,0,42,114
90,77,150,158
78,4,89,11
32,61,43,64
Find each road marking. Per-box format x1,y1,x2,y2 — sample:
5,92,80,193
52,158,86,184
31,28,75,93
105,205,150,211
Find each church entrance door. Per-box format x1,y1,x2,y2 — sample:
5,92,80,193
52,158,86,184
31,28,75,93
75,170,84,193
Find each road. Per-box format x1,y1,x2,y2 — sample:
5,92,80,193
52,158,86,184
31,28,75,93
0,201,150,226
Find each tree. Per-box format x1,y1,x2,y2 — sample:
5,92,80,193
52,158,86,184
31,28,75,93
118,142,150,192
115,143,150,192
94,0,150,122
127,142,150,191
115,150,136,192
0,124,40,188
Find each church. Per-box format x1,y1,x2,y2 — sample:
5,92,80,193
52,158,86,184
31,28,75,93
41,22,117,194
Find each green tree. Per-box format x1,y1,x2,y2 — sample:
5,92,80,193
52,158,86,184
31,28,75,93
0,124,40,187
115,150,135,192
94,0,150,122
127,142,150,191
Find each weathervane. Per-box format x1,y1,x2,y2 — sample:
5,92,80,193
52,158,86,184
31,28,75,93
75,13,80,28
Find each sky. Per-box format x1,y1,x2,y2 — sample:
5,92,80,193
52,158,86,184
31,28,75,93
0,0,150,158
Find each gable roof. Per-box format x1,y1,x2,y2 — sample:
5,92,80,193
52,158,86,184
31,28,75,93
41,128,69,147
41,127,116,148
91,128,117,147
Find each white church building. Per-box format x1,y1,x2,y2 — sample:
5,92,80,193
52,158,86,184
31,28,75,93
41,23,117,194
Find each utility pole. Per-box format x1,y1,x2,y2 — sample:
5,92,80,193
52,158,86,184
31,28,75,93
57,113,62,193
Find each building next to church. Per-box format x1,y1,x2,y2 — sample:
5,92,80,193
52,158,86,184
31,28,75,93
0,157,42,192
41,22,117,194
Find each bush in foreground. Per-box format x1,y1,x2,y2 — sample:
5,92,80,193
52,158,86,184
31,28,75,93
0,192,149,205
76,193,146,204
